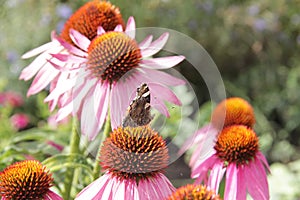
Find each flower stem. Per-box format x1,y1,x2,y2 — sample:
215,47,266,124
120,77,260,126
63,118,80,200
92,114,111,180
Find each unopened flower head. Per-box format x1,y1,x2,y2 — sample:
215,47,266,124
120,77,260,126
211,97,256,129
75,126,175,199
0,160,62,200
166,184,221,200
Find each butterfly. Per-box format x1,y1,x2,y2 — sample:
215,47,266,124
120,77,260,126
122,83,153,127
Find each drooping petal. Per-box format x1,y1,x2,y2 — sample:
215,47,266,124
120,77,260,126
69,29,91,52
140,56,185,70
208,161,226,193
257,151,271,173
21,41,56,59
139,35,153,49
45,190,63,200
192,155,219,181
245,158,269,200
223,164,238,200
236,166,247,200
189,126,218,169
125,16,136,39
27,64,59,96
141,32,169,58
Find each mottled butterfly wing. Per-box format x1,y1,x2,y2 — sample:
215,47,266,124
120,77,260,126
122,83,153,127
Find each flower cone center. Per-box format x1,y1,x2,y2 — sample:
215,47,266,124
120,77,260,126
211,97,256,129
60,1,124,44
87,31,141,84
166,184,221,200
100,126,169,182
214,125,259,166
0,160,53,200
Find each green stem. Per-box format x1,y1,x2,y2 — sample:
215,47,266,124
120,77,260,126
63,118,80,200
92,114,111,180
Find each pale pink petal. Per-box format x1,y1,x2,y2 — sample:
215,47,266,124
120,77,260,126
97,26,106,35
22,41,56,59
140,56,185,70
75,174,110,200
80,87,102,140
110,79,140,129
141,32,169,58
192,155,219,181
114,24,123,32
137,68,185,86
208,161,226,193
45,76,75,102
45,190,63,200
51,53,86,64
152,173,175,198
27,64,59,96
69,29,91,51
245,158,269,200
139,35,153,49
56,101,73,122
179,124,212,155
20,50,59,80
55,36,87,57
190,127,218,169
125,16,136,39
148,82,182,105
112,179,125,200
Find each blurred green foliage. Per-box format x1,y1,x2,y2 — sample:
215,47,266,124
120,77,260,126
0,0,300,199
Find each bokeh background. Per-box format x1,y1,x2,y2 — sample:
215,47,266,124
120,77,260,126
0,0,300,199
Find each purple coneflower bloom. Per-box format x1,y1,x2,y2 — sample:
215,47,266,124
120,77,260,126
46,17,185,140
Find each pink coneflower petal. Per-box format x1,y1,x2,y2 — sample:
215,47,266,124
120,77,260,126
257,151,271,173
141,32,169,58
138,68,185,86
114,24,123,32
69,29,91,52
245,159,269,200
44,190,63,200
110,80,138,129
148,82,181,105
76,174,109,200
54,34,87,57
189,126,218,169
223,164,239,200
139,35,153,49
236,167,247,200
27,65,59,96
125,16,135,39
97,26,106,35
208,161,226,193
192,155,218,179
21,42,55,59
140,56,185,70
20,50,56,80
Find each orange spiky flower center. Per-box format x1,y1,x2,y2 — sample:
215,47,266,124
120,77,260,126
60,1,124,44
211,97,256,129
0,160,53,200
166,184,221,200
87,31,141,84
214,125,259,166
100,126,169,182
